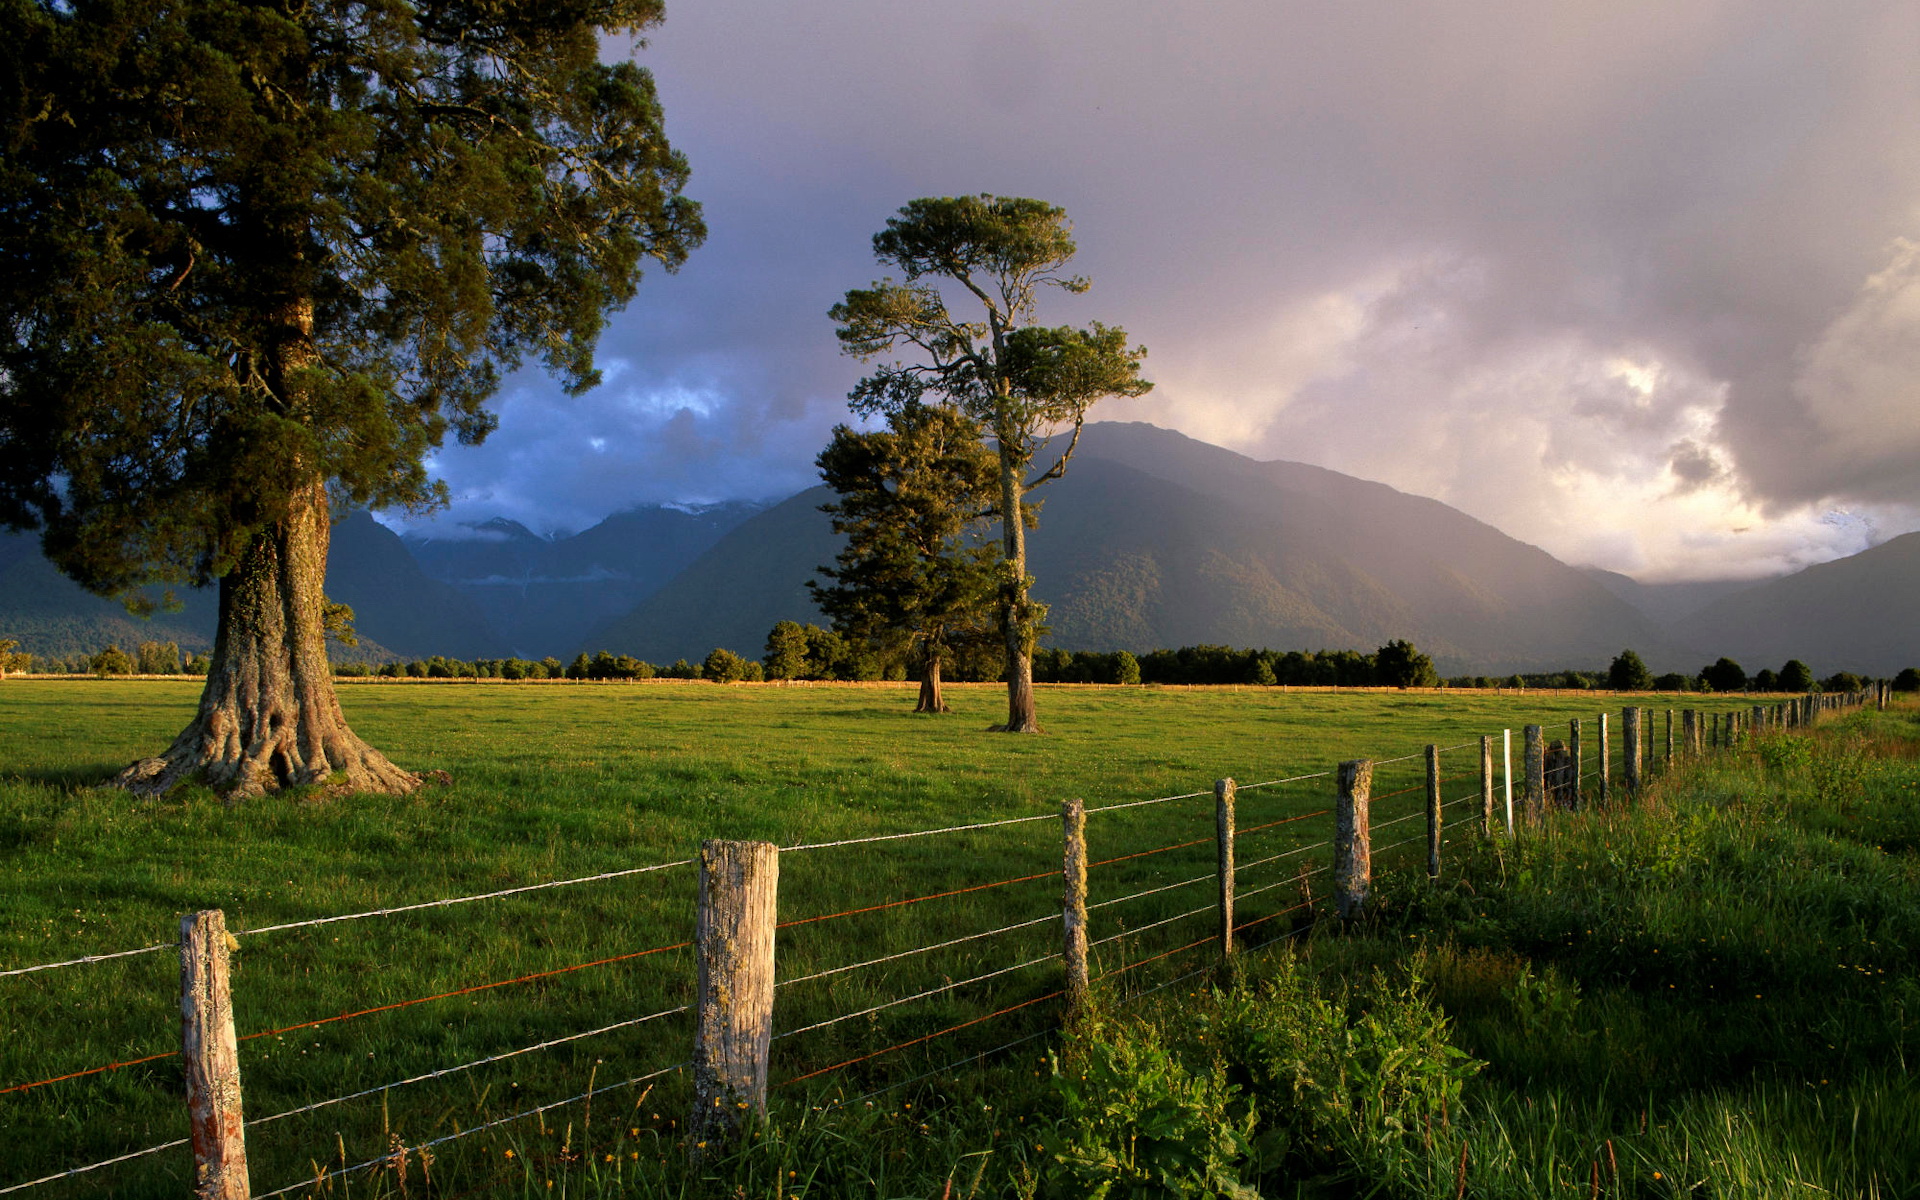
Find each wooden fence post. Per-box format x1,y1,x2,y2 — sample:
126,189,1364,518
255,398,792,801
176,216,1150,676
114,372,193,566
1598,711,1610,804
1479,735,1494,835
1623,708,1642,800
1062,798,1089,1017
1664,709,1674,767
1502,729,1514,834
1569,719,1583,808
1214,779,1236,958
182,909,249,1200
691,839,779,1153
1523,725,1544,825
1334,760,1373,922
1681,710,1697,758
1425,745,1442,881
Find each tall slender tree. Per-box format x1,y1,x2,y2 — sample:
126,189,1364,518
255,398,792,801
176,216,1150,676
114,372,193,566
0,0,702,796
810,404,1000,714
831,196,1150,732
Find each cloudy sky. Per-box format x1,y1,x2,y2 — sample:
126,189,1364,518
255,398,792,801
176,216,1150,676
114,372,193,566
399,0,1920,583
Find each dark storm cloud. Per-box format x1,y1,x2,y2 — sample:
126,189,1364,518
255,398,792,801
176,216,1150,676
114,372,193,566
404,0,1920,578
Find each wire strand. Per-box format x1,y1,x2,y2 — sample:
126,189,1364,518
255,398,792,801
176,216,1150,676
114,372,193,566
774,951,1059,1044
780,991,1062,1088
1234,771,1332,791
0,1048,175,1097
246,1004,690,1130
1234,809,1332,838
1089,902,1213,948
238,939,690,1044
777,912,1057,990
776,869,1051,931
781,812,1057,853
1084,789,1212,814
0,1137,187,1195
1089,871,1213,912
249,1060,690,1200
236,859,695,938
0,942,174,980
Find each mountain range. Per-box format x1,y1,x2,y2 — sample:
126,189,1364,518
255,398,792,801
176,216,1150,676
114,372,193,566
3,422,1914,676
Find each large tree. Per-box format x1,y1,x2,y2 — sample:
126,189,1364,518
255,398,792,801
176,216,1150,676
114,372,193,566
810,404,1000,714
831,196,1150,732
0,0,702,796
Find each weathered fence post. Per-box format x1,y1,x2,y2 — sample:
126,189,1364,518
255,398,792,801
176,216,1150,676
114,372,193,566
1665,709,1675,766
1622,708,1642,800
691,839,779,1153
1214,778,1236,958
1425,745,1442,881
182,909,249,1200
1334,760,1373,922
1061,798,1089,1017
1681,710,1697,758
1479,734,1494,835
1598,711,1610,804
1502,729,1514,834
1523,726,1544,824
1569,719,1583,808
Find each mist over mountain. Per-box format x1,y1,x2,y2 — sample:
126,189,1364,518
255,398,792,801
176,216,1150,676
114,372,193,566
589,423,1695,674
1674,532,1920,677
7,424,1913,678
400,501,765,658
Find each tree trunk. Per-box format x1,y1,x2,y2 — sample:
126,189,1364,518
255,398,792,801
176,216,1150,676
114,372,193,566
114,481,420,799
995,441,1040,733
915,649,949,713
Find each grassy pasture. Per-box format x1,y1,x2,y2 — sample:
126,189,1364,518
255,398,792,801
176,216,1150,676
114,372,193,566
0,680,1778,1196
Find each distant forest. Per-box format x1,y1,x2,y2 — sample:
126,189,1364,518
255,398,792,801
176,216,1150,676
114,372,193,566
11,626,1914,695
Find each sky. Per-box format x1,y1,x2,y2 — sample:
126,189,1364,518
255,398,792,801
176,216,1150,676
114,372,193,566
396,0,1920,584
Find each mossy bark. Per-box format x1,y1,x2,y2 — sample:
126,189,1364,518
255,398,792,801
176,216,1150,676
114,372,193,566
114,480,419,799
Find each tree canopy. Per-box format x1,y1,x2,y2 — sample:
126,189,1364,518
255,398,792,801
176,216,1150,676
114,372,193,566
0,0,702,795
1608,649,1653,691
832,195,1150,731
810,404,1000,713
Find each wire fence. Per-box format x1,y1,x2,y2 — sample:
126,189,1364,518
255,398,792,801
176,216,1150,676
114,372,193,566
2,693,1841,1198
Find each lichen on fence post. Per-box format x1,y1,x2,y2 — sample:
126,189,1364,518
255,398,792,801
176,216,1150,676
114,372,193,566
182,909,249,1200
1334,759,1373,922
1623,707,1642,800
1569,719,1583,808
1061,798,1089,1018
690,839,779,1156
1214,778,1236,958
1523,725,1544,826
1479,735,1494,836
1425,745,1441,881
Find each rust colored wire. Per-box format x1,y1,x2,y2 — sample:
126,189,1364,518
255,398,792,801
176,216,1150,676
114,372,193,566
1091,932,1217,983
0,1048,175,1097
779,990,1063,1088
1231,900,1312,935
237,939,690,1045
1087,835,1212,870
776,868,1052,931
1235,809,1331,838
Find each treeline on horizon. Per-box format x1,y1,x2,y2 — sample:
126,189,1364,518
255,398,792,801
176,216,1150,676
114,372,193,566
10,627,1916,696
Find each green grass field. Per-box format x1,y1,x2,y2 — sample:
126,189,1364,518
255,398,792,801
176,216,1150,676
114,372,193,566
0,680,1831,1197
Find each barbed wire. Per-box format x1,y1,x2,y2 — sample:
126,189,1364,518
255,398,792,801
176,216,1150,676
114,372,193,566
0,1048,174,1097
1089,902,1213,948
246,1003,690,1130
781,991,1062,1089
0,942,174,980
823,1025,1055,1111
237,858,695,938
0,1136,186,1196
236,938,690,1045
1088,871,1213,912
1085,789,1212,814
777,912,1057,990
1234,770,1331,791
1086,835,1211,870
773,951,1058,1044
1234,809,1332,838
249,1059,690,1200
781,811,1057,853
777,868,1051,931
1236,842,1320,872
